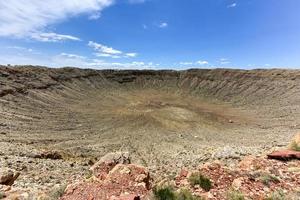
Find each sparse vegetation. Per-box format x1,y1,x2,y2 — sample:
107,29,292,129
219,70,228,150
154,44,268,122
0,192,6,199
84,170,93,179
153,186,203,200
288,133,300,151
153,186,176,200
289,140,300,151
48,184,67,200
226,189,245,200
264,190,286,200
188,172,212,191
259,174,280,186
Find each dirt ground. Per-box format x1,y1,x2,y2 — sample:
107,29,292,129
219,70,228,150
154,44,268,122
0,66,299,194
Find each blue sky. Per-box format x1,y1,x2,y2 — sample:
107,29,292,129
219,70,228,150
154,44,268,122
0,0,300,69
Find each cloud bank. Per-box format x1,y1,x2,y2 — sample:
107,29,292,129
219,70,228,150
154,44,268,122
0,0,114,40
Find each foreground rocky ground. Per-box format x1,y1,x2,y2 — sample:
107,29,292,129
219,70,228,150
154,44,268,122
1,133,300,200
1,152,300,199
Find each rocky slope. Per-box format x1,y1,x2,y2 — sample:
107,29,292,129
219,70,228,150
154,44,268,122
0,65,300,199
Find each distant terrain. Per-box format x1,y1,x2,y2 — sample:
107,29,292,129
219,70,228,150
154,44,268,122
0,65,300,197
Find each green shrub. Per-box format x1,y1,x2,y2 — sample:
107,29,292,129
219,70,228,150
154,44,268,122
226,189,245,200
264,190,286,200
188,172,212,191
153,186,176,200
153,186,203,200
289,141,300,151
260,174,280,186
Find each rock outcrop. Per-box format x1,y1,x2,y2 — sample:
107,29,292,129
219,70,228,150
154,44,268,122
90,152,131,180
60,152,151,200
267,150,300,160
267,133,300,160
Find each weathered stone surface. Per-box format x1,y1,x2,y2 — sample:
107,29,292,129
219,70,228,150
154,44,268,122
90,152,130,180
267,150,300,160
61,163,150,200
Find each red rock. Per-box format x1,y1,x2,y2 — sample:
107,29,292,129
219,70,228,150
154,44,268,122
179,169,189,177
60,164,150,200
267,150,300,160
175,169,190,186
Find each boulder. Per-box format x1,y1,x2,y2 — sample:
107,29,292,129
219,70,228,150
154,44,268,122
90,152,130,180
267,150,300,160
105,164,151,190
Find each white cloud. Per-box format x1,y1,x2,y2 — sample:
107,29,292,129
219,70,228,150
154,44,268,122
179,60,209,66
159,22,168,28
179,62,194,65
88,41,122,55
196,60,209,65
219,58,230,65
51,53,88,67
227,3,237,8
31,32,80,42
88,41,137,58
0,48,156,69
7,46,33,52
88,13,102,20
60,53,86,59
125,53,138,57
0,0,114,39
94,53,121,58
87,60,155,69
53,53,156,69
